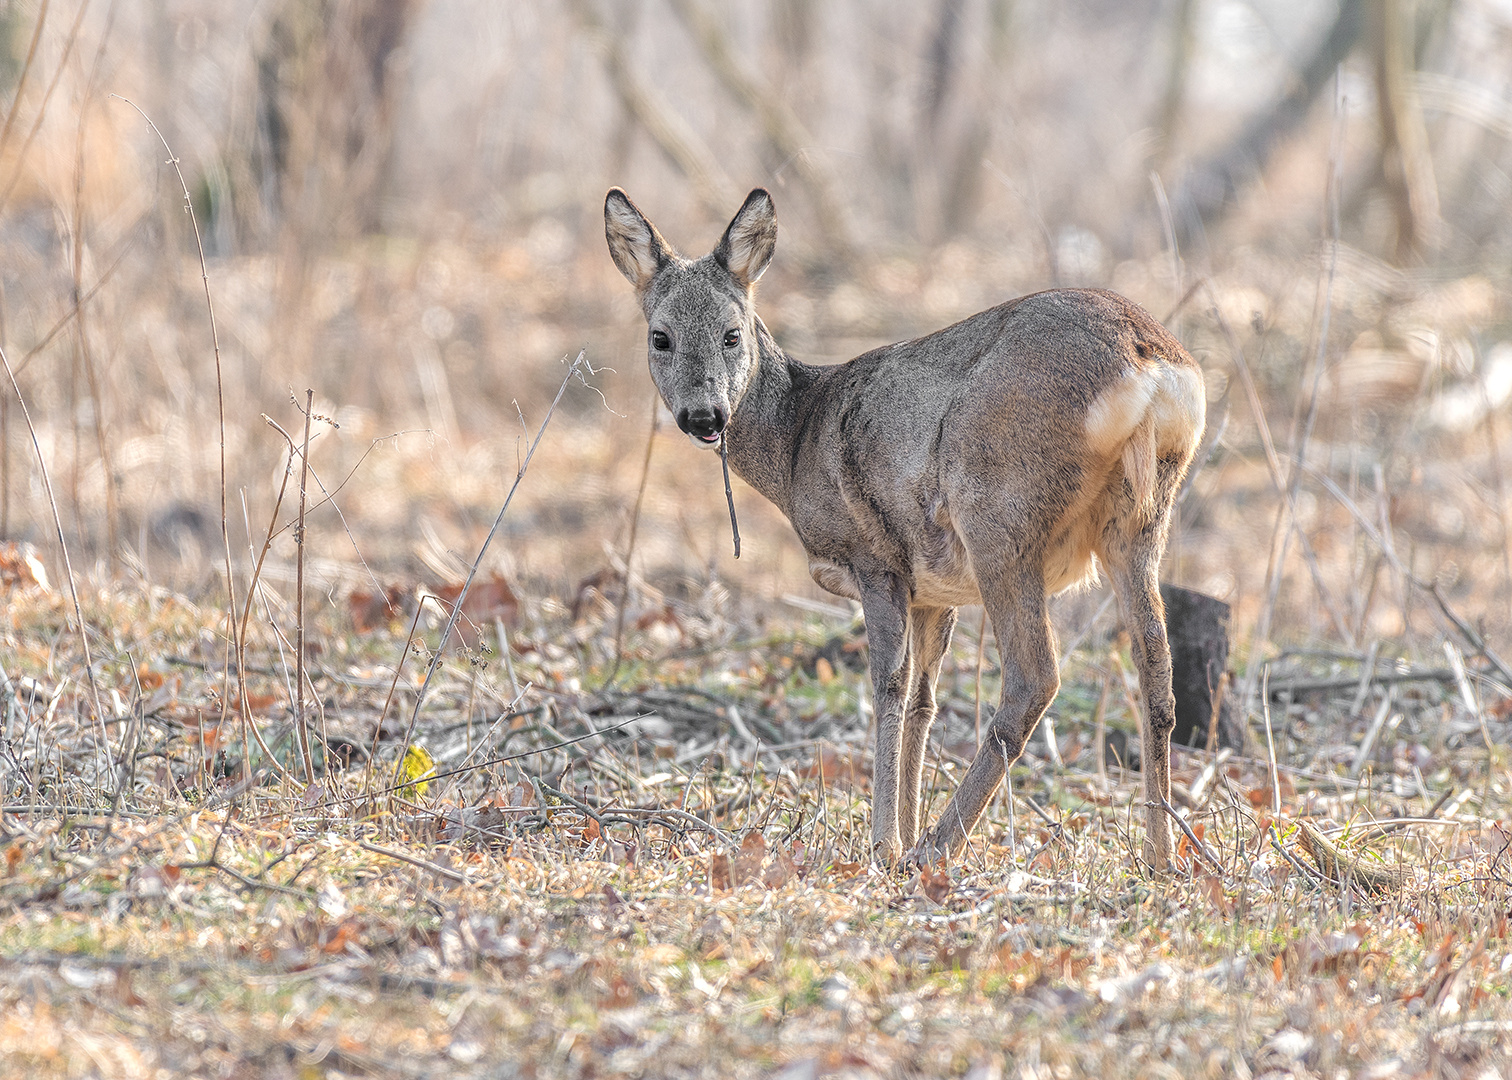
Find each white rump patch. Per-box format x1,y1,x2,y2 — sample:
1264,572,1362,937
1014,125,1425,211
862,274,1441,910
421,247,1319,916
1085,362,1206,519
1149,364,1206,456
1084,364,1204,460
1084,369,1158,458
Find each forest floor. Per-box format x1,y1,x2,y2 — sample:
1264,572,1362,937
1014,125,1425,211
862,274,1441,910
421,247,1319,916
3,559,1512,1080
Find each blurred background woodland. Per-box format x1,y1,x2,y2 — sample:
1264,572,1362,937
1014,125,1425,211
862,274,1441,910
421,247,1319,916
1,0,1511,663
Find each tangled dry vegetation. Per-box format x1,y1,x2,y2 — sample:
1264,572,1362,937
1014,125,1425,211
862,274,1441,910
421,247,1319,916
1,0,1512,1076
3,537,1512,1079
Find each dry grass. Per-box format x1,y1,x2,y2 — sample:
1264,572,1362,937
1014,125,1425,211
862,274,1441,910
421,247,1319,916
1,4,1512,1077
3,571,1512,1078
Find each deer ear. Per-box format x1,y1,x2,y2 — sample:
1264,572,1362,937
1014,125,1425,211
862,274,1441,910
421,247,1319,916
605,188,674,292
714,189,777,288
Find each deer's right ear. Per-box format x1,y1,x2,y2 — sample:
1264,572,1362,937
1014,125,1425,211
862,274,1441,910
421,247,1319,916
605,189,673,293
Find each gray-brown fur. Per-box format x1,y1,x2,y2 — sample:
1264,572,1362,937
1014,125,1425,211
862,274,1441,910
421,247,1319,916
605,187,1206,872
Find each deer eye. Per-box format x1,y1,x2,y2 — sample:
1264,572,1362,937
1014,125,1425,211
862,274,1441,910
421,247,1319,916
651,331,671,351
723,328,741,348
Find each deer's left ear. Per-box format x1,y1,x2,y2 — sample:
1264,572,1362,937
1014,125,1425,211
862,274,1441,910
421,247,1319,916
714,189,777,288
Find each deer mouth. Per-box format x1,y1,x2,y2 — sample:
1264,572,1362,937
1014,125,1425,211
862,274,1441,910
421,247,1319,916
689,432,723,448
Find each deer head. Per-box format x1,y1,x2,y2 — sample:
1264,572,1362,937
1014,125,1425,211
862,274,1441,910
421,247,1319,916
604,188,777,447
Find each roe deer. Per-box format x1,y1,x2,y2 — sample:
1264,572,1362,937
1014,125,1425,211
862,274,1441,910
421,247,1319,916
605,187,1206,871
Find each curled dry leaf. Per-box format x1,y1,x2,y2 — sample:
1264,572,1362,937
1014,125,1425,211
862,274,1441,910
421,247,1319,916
135,662,165,691
762,845,798,889
800,747,868,790
918,865,953,904
0,541,50,592
348,584,414,633
1295,819,1408,894
732,831,767,887
430,574,520,646
709,851,731,892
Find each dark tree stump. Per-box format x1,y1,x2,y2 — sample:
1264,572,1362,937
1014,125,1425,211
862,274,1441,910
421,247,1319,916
1160,584,1244,751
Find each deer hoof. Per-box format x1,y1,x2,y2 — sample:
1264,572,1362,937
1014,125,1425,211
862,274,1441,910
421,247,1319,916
871,833,904,867
906,830,951,869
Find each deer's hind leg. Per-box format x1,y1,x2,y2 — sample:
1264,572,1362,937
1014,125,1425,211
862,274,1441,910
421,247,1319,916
898,606,957,848
911,561,1057,865
1099,458,1186,872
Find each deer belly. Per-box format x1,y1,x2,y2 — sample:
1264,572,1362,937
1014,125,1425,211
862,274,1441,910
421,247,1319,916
1042,503,1106,595
912,515,981,607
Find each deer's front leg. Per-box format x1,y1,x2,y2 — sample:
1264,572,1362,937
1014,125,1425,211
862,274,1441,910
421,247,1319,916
858,574,913,866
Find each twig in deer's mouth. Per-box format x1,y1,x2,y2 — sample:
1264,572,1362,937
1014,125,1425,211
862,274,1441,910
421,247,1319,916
720,436,741,559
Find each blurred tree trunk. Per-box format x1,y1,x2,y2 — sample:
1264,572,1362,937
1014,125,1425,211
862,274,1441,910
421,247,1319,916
1174,0,1364,244
921,0,965,137
917,0,988,239
246,0,420,249
1153,0,1197,173
665,0,855,259
568,0,738,222
771,0,815,78
1372,0,1441,262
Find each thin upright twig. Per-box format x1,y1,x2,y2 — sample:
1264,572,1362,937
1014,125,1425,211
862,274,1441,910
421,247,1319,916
360,597,432,802
391,351,590,790
0,345,109,770
294,390,316,782
112,96,241,783
1261,665,1282,816
604,390,660,688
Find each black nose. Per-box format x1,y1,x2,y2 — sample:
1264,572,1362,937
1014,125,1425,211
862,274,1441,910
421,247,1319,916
677,406,725,439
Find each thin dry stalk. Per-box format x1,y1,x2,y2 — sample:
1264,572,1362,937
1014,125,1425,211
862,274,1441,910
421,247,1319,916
113,97,240,782
1306,463,1512,685
294,390,316,782
720,435,740,558
0,0,50,162
603,389,660,688
360,596,432,801
1092,657,1113,785
1260,665,1281,816
226,440,298,786
0,0,88,218
0,344,108,771
1156,795,1223,871
392,351,589,790
1218,307,1350,706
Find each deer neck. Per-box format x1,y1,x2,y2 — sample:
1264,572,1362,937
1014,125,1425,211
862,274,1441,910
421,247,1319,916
723,319,808,518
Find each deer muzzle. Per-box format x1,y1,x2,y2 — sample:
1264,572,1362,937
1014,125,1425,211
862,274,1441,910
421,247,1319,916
677,405,726,446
